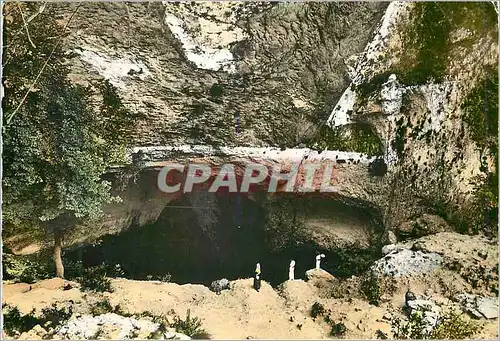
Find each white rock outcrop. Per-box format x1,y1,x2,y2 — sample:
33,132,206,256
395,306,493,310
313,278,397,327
456,293,499,320
56,313,191,340
371,249,442,277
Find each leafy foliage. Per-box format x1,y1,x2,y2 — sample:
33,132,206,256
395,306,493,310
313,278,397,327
76,264,125,292
2,303,72,337
2,304,40,336
423,67,498,237
391,312,430,340
461,67,498,236
308,123,383,156
2,251,54,283
462,67,498,149
399,2,497,85
330,321,347,337
392,310,479,339
90,299,114,316
169,309,210,339
40,303,73,330
431,310,479,339
3,3,135,263
146,273,172,282
331,246,381,278
356,3,497,90
360,272,381,306
310,302,326,318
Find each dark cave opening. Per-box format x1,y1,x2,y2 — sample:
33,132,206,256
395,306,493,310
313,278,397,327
67,192,383,287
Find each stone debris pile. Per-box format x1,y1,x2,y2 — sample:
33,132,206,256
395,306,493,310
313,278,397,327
56,313,190,340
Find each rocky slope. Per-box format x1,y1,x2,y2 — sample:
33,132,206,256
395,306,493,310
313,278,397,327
3,232,498,339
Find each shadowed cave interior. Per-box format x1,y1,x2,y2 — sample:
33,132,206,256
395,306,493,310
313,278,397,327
67,192,383,286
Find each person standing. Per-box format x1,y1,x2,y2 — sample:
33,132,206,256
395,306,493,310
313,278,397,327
316,253,325,270
289,260,296,280
253,263,261,292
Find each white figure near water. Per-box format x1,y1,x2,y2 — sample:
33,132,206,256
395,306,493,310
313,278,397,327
289,260,296,280
316,254,325,270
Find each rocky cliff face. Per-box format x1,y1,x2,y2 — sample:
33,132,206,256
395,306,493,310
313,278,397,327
344,2,498,233
7,2,498,255
56,1,386,147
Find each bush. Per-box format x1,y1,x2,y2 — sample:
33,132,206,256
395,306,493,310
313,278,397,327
331,321,347,337
361,272,381,306
431,310,479,339
90,300,114,316
145,273,172,282
2,303,72,337
113,304,133,318
392,312,430,340
310,302,326,318
330,247,381,278
392,310,479,339
2,304,40,336
376,329,388,339
2,252,53,284
170,309,210,339
137,310,166,324
40,303,72,330
77,264,113,292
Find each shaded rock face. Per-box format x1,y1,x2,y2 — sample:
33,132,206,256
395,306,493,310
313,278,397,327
70,189,383,285
348,2,499,230
67,147,386,280
53,2,387,147
45,1,392,257
100,153,384,237
394,214,452,240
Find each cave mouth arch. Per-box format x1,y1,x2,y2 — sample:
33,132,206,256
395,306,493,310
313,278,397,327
69,192,383,286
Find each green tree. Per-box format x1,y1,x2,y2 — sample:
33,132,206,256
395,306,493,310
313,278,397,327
2,3,134,277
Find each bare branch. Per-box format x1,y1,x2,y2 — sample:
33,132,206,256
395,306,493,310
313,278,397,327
26,2,48,24
6,3,83,126
17,3,36,49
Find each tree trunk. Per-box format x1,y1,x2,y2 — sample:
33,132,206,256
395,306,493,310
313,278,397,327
54,233,64,278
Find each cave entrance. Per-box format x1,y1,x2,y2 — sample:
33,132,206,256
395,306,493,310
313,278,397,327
69,192,382,286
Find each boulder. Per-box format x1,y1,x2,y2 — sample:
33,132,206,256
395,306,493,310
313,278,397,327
305,268,335,282
383,230,398,245
456,293,499,319
18,325,47,340
381,244,397,255
210,278,231,295
396,214,452,238
370,249,442,277
405,297,441,332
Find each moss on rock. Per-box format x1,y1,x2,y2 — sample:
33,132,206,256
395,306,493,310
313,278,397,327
309,123,383,156
356,2,497,97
